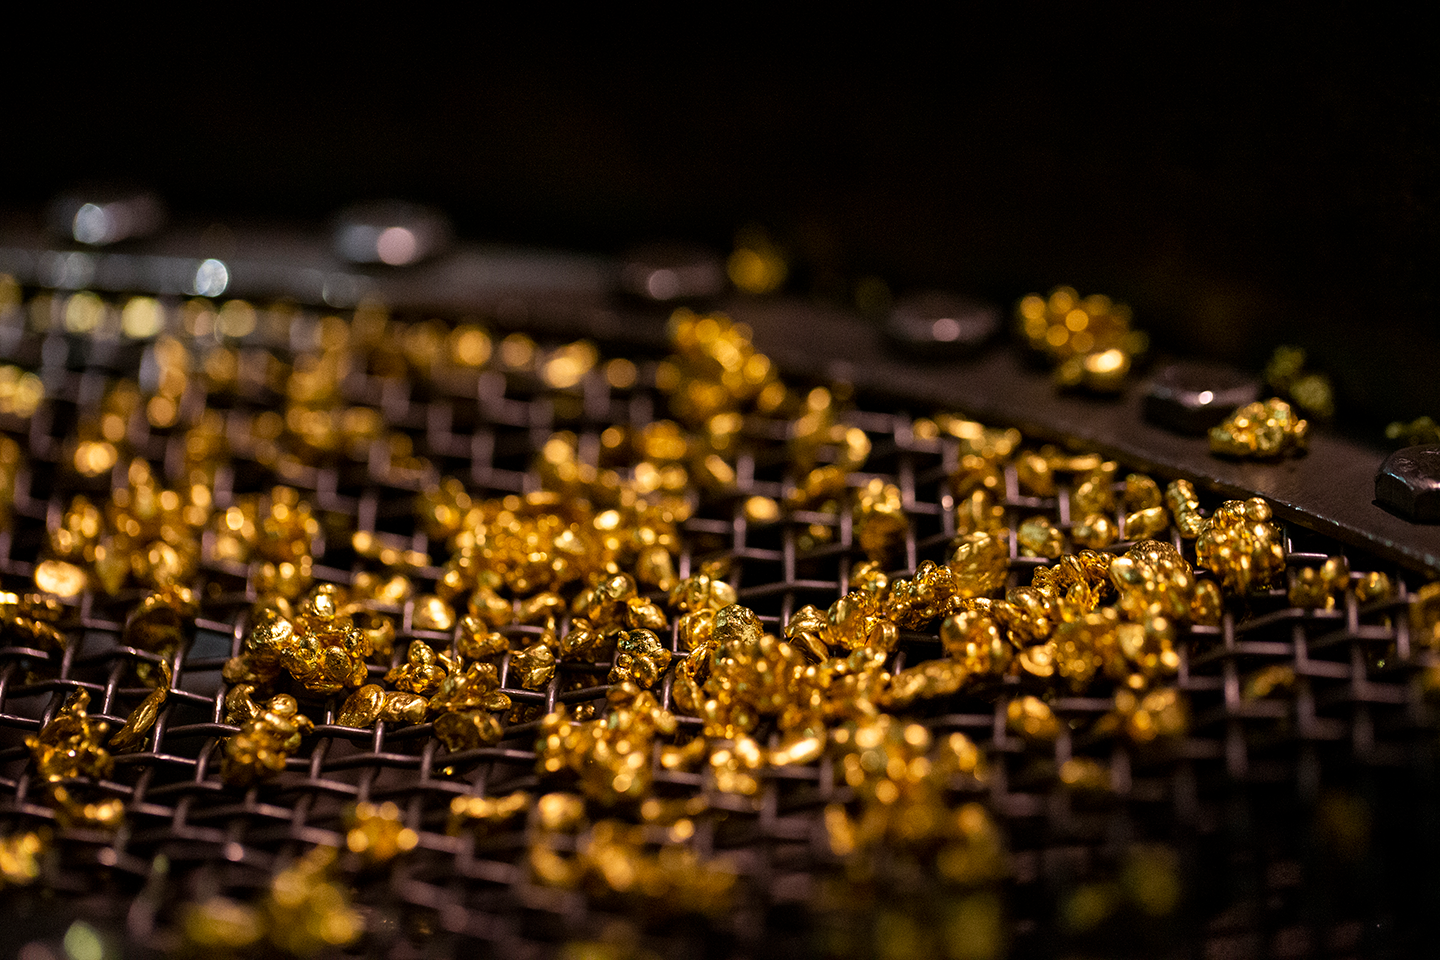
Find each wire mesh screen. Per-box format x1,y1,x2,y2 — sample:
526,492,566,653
0,287,1437,960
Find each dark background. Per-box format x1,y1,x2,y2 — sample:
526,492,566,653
1,9,1434,427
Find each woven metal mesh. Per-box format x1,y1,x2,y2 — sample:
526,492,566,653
1,295,1437,959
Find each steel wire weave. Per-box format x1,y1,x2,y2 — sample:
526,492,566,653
0,300,1437,959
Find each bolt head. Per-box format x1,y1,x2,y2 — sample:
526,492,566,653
332,201,451,267
1376,445,1440,522
48,186,165,246
618,242,725,302
1143,362,1260,434
885,291,998,357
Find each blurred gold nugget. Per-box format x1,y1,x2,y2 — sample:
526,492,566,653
1016,286,1147,392
346,801,419,863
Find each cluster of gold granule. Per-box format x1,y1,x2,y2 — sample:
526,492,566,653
36,457,208,599
479,313,1300,924
1209,397,1310,459
4,288,1354,952
1015,286,1148,392
24,689,125,830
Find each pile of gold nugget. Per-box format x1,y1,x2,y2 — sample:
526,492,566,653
0,278,1419,958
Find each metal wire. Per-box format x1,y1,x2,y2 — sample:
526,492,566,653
1,307,1437,959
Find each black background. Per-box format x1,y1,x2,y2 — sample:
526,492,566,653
2,9,1434,427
